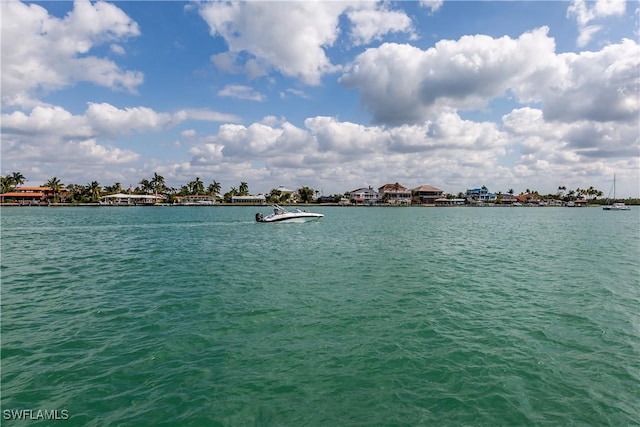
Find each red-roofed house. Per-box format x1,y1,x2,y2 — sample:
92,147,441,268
378,183,411,205
0,186,59,205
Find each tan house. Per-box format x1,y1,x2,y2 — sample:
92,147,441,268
412,184,444,204
516,193,541,205
378,183,411,204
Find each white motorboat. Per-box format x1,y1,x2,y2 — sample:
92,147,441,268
255,204,324,223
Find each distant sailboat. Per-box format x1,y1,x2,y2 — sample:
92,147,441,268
602,174,630,211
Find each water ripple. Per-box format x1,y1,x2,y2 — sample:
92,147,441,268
1,206,638,426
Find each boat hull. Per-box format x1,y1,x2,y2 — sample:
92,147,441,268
256,204,324,223
256,213,324,223
255,212,323,223
603,204,630,211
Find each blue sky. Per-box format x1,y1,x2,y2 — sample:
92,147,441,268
1,0,638,197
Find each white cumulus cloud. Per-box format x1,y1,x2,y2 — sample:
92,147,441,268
567,0,626,46
198,1,415,85
1,0,142,109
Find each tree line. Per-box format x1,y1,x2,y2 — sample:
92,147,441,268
0,172,320,204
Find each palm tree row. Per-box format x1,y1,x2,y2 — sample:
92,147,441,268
0,172,26,193
1,171,319,204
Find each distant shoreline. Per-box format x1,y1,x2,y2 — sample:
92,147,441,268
0,202,622,208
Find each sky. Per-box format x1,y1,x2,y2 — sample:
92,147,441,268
1,0,639,197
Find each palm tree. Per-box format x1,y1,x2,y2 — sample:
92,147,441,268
151,172,165,196
11,172,25,186
508,188,514,195
64,183,83,203
139,179,152,194
586,186,600,201
0,176,14,193
557,185,566,198
104,182,122,194
87,181,101,202
208,180,221,199
46,177,63,203
224,187,238,203
239,181,249,196
189,177,204,195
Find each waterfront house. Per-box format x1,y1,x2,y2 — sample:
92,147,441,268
466,187,496,204
412,185,444,204
175,195,215,205
498,193,518,205
231,194,267,204
349,186,379,205
0,186,59,205
101,193,164,205
516,193,540,205
378,183,412,205
435,197,466,206
275,186,295,202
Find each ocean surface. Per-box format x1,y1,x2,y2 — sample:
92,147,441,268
1,205,639,426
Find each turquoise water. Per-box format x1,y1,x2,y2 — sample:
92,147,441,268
1,206,639,426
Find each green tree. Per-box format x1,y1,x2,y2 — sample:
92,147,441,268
267,188,282,204
557,185,566,198
11,172,26,186
65,183,85,203
139,179,152,194
208,181,221,199
104,182,122,194
45,177,63,203
151,173,166,196
1,171,26,193
223,187,238,203
1,176,15,193
239,181,249,196
189,177,205,195
297,186,314,203
87,181,102,202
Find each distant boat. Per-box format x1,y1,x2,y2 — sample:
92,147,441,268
255,204,324,223
603,174,630,211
